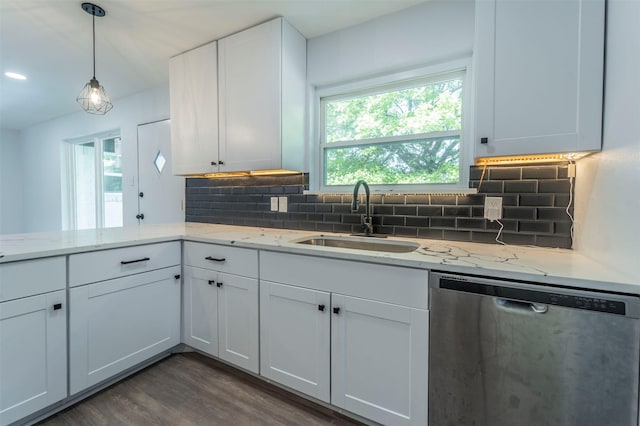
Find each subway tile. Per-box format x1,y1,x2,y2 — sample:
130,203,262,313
520,194,554,207
418,228,444,240
500,195,519,206
471,207,485,218
269,186,285,194
555,221,573,235
374,226,394,235
314,204,332,213
456,218,487,230
332,224,353,233
486,219,518,232
374,205,394,215
288,195,306,203
537,207,571,221
503,207,536,220
457,195,485,206
370,195,383,204
431,217,456,228
418,206,443,216
518,220,554,234
489,167,522,180
382,195,406,204
316,222,334,232
554,194,571,207
557,166,569,179
323,194,343,203
332,204,351,213
394,227,418,237
535,235,572,249
430,195,457,205
297,204,315,212
284,186,303,194
342,214,363,224
306,213,323,221
538,179,571,193
305,194,322,203
406,216,429,227
443,230,472,242
382,216,404,226
522,166,558,179
394,205,418,216
406,195,430,204
443,206,470,217
322,214,341,223
470,231,502,244
501,233,536,246
504,181,538,193
471,180,504,193
469,166,484,180
288,213,307,221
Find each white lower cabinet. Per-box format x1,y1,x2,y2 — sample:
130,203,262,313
69,267,181,395
260,281,331,402
0,291,67,426
182,265,259,373
259,251,429,425
331,294,429,426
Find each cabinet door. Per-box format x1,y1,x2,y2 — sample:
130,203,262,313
474,0,604,158
169,41,219,175
217,272,259,373
182,266,218,356
260,281,330,402
331,294,428,426
70,267,181,395
218,18,281,171
0,291,66,426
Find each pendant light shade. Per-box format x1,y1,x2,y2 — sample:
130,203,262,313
77,3,112,114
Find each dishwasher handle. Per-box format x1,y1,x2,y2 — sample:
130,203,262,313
496,298,548,314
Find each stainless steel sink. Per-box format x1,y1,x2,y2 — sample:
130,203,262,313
293,235,420,253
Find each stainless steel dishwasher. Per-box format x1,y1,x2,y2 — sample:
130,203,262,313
429,271,640,426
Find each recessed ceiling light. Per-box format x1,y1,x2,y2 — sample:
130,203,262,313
4,72,27,80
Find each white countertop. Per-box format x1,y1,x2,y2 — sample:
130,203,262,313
0,222,637,294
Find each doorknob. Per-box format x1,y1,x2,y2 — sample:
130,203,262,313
136,213,145,220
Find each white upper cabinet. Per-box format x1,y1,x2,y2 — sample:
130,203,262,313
169,41,219,175
474,0,605,158
169,18,306,175
218,18,306,172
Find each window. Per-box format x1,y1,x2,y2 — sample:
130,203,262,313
317,64,469,192
63,132,122,230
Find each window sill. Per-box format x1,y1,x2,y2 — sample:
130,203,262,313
303,188,478,196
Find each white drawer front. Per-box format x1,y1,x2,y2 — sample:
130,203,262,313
0,257,66,302
260,251,428,310
183,242,257,278
69,242,181,287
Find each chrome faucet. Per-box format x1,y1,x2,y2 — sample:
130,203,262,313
352,180,373,235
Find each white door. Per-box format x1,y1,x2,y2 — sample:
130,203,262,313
331,294,428,426
217,272,259,373
137,120,185,225
69,267,181,395
182,266,218,356
0,291,67,426
260,281,331,402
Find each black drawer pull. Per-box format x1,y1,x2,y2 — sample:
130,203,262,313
174,274,181,280
208,280,216,286
53,303,62,310
205,256,226,262
333,307,340,315
121,257,150,265
318,304,325,312
216,282,223,288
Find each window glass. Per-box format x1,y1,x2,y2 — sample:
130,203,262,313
321,72,464,189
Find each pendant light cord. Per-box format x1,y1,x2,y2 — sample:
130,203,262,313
92,13,96,79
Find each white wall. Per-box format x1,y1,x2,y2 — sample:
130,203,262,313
307,0,475,87
575,0,640,277
18,84,170,233
0,129,24,233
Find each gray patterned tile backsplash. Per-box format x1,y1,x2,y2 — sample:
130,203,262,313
185,164,574,248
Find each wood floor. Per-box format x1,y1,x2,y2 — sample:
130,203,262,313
38,352,363,426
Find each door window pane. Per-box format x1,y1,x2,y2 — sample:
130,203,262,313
103,137,122,228
74,142,96,230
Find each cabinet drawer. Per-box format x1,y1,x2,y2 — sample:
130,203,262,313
0,257,65,302
183,242,257,278
69,242,181,287
260,251,428,310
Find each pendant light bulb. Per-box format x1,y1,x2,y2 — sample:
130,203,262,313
76,3,112,115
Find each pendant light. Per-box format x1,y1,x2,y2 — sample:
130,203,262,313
76,2,113,114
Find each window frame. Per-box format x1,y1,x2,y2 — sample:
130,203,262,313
62,130,122,230
311,58,473,194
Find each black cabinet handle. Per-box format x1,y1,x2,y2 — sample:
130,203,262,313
53,303,62,310
121,257,150,265
208,280,215,286
216,282,223,288
205,256,226,262
136,213,145,220
174,274,181,280
318,304,325,312
480,137,488,144
333,307,340,315
218,160,224,165
138,192,144,198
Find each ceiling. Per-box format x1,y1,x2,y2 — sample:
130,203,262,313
0,0,428,130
